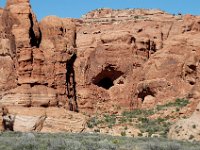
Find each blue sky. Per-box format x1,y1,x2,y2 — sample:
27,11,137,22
0,0,200,21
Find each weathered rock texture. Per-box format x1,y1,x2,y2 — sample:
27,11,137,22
0,0,80,132
75,9,200,115
1,0,200,139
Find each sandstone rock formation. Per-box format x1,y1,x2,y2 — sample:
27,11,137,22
75,9,200,115
3,106,86,133
0,0,79,132
0,0,200,138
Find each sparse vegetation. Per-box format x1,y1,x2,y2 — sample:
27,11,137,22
87,114,116,129
122,109,155,118
134,15,139,19
156,98,189,111
189,135,194,140
137,117,171,137
1,132,200,150
87,117,100,128
192,124,196,129
104,114,117,127
86,98,190,137
121,131,126,136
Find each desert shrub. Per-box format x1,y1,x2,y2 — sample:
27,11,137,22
104,114,116,126
118,117,128,124
137,117,171,137
86,97,189,133
121,131,126,136
122,109,154,119
87,114,117,128
174,98,189,107
87,117,100,128
94,129,100,133
156,98,189,111
189,135,194,140
98,139,117,150
1,132,200,150
146,140,182,150
12,133,38,150
47,138,82,150
134,16,139,19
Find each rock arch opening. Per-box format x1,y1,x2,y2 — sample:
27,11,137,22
138,87,155,102
92,67,123,90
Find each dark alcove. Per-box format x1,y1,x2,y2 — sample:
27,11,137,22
92,66,123,90
66,53,79,112
138,87,155,101
97,77,114,89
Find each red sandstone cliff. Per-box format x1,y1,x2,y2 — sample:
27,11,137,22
0,0,85,133
0,0,200,140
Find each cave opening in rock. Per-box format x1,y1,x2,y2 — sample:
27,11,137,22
92,67,123,90
97,77,114,89
138,87,155,101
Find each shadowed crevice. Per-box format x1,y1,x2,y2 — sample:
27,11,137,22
92,66,123,90
66,53,78,112
29,13,41,48
138,87,155,102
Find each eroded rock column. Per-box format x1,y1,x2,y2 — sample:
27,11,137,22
40,16,77,109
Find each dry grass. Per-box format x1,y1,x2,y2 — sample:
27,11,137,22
0,132,200,150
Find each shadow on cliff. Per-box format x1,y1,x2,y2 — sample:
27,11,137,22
66,53,79,112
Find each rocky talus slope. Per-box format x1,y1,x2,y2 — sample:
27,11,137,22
1,0,200,141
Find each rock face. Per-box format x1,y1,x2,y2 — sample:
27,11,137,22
75,9,200,115
0,0,200,136
0,0,79,131
0,0,77,108
4,106,86,133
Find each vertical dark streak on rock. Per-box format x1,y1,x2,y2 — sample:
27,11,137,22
66,53,79,112
29,13,40,48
